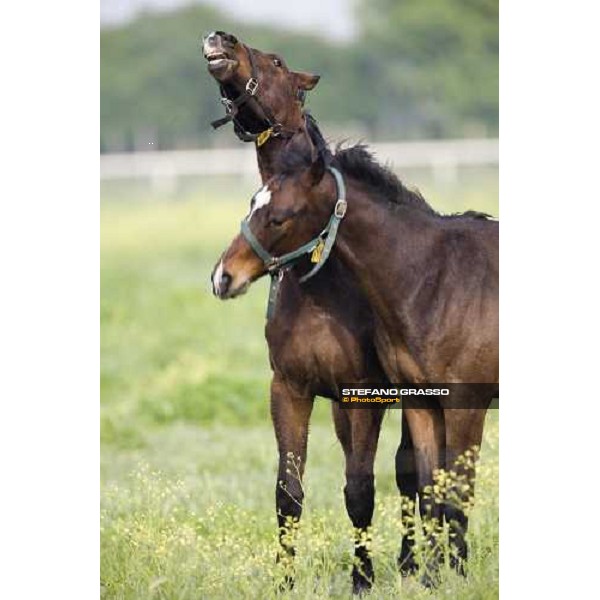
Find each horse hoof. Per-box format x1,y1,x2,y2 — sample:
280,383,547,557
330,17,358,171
450,555,467,577
352,566,374,595
419,569,441,589
277,574,295,593
352,578,373,596
398,555,418,577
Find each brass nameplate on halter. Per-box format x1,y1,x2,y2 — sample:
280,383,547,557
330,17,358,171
256,127,274,148
311,239,325,263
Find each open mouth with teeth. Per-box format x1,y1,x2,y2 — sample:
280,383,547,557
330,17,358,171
204,51,238,75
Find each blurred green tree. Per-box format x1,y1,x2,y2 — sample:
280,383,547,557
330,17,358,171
356,0,498,138
100,2,497,151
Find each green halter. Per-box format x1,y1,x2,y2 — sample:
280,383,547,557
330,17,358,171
240,166,347,319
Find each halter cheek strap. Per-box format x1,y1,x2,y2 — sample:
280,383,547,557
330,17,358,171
297,166,346,283
240,166,347,319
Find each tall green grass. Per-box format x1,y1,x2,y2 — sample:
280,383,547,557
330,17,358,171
101,169,498,598
101,417,498,599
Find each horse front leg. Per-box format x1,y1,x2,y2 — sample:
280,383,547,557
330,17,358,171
396,410,418,576
333,404,384,595
270,375,314,586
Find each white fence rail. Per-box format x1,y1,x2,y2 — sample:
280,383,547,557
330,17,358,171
100,138,498,182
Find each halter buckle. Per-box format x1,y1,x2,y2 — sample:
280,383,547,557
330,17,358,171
266,257,280,272
334,199,347,218
220,97,235,114
245,78,259,95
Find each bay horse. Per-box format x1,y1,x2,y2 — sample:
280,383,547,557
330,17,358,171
203,31,418,592
214,141,499,585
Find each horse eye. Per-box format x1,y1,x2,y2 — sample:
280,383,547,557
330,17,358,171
269,217,285,227
273,58,282,67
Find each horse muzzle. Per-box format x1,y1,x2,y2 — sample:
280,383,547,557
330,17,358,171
211,262,252,300
202,33,238,78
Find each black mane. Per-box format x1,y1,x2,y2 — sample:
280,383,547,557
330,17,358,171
447,210,495,220
332,144,437,216
275,139,494,221
276,140,437,215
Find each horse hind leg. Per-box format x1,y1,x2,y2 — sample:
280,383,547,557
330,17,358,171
403,406,446,588
396,410,419,576
443,406,487,576
332,404,384,595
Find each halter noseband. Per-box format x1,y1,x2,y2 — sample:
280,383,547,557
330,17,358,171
240,166,347,319
210,44,307,146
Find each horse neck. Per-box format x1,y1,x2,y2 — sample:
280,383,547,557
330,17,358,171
329,177,439,322
255,136,294,182
255,113,328,182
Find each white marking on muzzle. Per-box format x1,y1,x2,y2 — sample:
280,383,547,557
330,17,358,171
248,184,272,221
212,260,224,295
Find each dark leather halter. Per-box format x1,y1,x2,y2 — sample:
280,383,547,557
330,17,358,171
210,44,307,145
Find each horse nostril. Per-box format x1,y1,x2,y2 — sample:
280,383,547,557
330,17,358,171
219,272,232,295
212,268,232,297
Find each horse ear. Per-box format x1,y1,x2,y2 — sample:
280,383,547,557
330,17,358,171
307,151,326,185
293,71,320,91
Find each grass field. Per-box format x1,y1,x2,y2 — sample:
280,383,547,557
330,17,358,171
101,168,499,599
